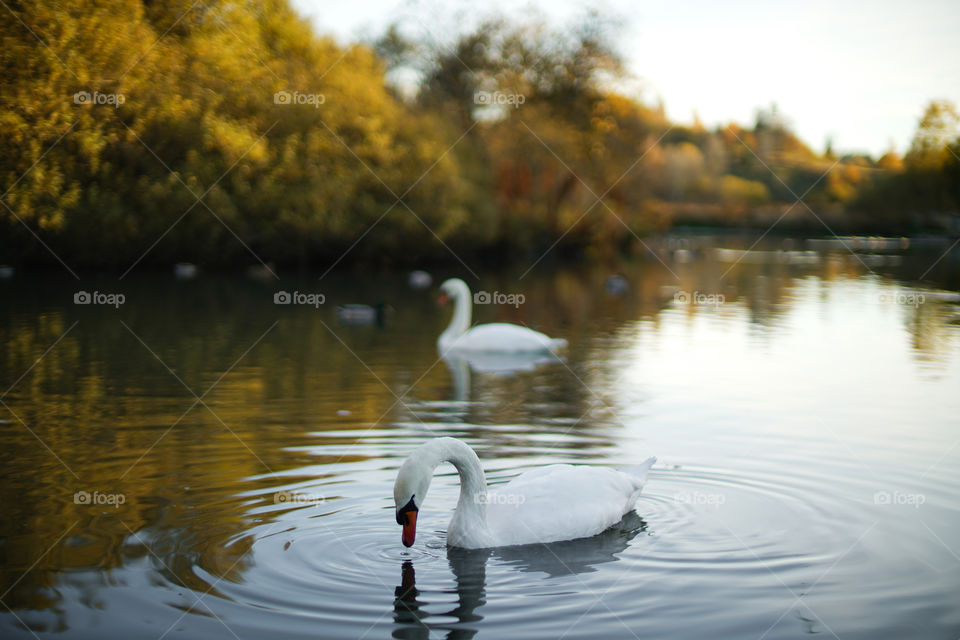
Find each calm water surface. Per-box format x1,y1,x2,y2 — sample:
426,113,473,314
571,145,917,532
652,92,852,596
1,236,959,639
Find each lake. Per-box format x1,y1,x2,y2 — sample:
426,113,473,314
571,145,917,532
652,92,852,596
1,234,959,639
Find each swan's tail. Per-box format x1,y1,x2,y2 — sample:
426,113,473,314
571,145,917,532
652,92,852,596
622,457,656,485
548,338,568,352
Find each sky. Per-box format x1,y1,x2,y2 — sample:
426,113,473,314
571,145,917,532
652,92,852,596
290,0,960,157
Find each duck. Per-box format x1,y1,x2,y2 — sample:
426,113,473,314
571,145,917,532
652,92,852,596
246,262,277,282
173,262,198,279
336,302,388,327
408,270,433,290
437,278,566,355
604,274,629,297
393,437,655,549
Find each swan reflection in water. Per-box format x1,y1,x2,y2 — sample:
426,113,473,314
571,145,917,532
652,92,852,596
443,351,565,403
392,512,647,639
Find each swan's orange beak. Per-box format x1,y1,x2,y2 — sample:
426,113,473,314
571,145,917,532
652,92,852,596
437,293,449,306
401,510,417,547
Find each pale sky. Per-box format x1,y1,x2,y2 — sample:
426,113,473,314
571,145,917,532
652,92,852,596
290,0,960,157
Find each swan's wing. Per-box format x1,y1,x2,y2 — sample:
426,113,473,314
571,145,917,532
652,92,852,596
484,465,645,546
619,457,656,485
456,323,558,353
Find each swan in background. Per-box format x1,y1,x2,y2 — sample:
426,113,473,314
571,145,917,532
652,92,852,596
393,437,655,549
437,278,567,355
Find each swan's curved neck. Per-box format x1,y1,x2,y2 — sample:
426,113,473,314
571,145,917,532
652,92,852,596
439,282,472,348
418,438,490,541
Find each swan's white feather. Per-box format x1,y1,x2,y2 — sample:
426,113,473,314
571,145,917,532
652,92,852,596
451,323,565,353
457,459,655,548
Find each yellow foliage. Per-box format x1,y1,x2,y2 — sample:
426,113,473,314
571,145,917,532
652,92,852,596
719,175,770,206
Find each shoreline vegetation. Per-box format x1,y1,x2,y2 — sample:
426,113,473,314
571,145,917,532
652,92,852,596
2,1,959,271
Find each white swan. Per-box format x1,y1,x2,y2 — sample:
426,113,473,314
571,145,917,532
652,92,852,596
437,278,567,355
393,437,655,549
